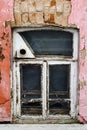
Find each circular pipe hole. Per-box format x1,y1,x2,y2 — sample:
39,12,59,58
20,49,26,55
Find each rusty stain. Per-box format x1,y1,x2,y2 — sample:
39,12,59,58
1,32,6,40
0,46,5,61
51,0,56,6
33,1,36,7
32,13,36,17
49,14,54,23
1,32,9,40
45,14,55,23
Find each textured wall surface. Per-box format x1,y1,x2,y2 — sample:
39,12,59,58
0,0,14,121
69,0,87,123
13,0,71,26
0,0,87,123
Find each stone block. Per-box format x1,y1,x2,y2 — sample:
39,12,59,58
28,0,35,4
50,0,56,7
49,6,56,14
14,3,21,13
56,2,63,13
29,13,36,23
22,12,29,23
44,0,51,7
63,1,71,16
55,12,63,25
15,0,21,3
62,15,68,26
21,0,28,12
43,7,50,22
28,3,36,13
36,12,44,24
49,14,55,23
35,0,43,11
14,13,22,25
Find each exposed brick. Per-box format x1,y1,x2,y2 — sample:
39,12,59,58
43,7,50,22
13,0,72,27
15,0,21,3
28,0,35,4
55,12,63,25
44,0,51,7
62,15,68,26
35,0,43,11
51,0,56,7
29,13,36,23
21,0,28,12
36,12,44,24
14,3,21,13
49,6,56,14
56,0,64,3
28,3,36,12
56,2,63,13
49,14,55,23
22,12,29,23
63,1,71,16
14,13,22,25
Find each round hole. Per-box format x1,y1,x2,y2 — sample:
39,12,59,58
20,49,26,55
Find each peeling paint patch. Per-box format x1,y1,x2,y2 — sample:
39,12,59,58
0,46,5,61
80,46,86,60
80,80,86,89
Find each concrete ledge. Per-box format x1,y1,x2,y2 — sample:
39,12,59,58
0,124,87,130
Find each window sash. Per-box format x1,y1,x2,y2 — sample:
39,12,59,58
13,28,78,60
13,60,78,119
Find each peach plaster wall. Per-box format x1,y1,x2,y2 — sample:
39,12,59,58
0,0,14,121
0,0,87,123
69,0,87,123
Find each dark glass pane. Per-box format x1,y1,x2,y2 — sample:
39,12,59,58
21,102,42,115
21,93,41,99
19,30,73,56
49,65,69,98
49,101,70,115
20,64,41,98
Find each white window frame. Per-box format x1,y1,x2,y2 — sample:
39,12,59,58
12,27,78,123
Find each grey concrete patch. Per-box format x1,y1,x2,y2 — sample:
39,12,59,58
0,124,87,130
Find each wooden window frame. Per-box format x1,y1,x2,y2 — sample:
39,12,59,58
12,27,78,123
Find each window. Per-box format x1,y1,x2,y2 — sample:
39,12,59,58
12,28,78,123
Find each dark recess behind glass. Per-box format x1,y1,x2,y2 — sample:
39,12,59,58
19,30,73,56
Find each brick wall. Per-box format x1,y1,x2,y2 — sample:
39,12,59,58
12,0,71,27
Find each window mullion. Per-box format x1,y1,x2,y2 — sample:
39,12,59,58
42,61,47,119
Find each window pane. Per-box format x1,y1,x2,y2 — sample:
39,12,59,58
20,64,42,115
19,30,73,56
49,101,70,115
21,102,42,115
49,65,70,99
20,64,41,98
49,65,70,115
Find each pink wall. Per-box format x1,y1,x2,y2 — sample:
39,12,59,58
0,0,14,121
0,0,87,123
69,0,87,123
